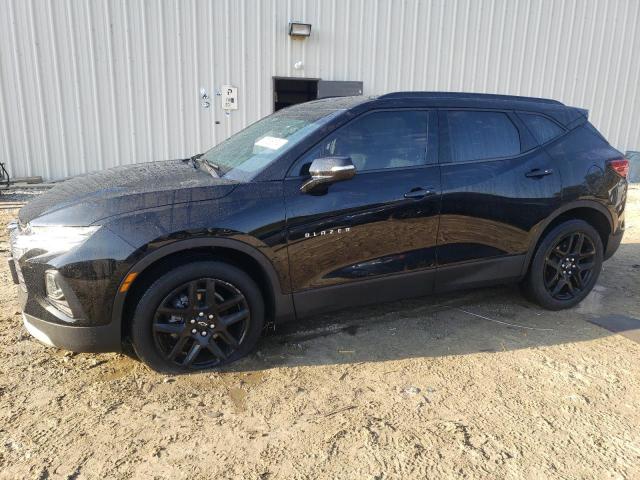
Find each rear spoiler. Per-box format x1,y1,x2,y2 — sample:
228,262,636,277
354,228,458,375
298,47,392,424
574,107,589,119
563,106,589,130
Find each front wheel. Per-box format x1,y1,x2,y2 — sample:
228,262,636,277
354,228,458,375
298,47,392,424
523,219,603,310
130,261,264,373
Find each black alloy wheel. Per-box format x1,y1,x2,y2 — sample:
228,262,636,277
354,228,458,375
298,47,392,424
131,261,264,373
522,219,603,310
153,278,250,369
543,232,597,301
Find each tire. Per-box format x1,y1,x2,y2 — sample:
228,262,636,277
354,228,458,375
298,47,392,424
523,219,603,310
130,261,264,373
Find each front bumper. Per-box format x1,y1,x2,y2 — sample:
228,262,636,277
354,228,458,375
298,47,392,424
22,312,121,353
8,223,133,353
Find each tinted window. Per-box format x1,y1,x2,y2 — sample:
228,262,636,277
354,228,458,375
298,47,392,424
445,111,520,162
518,112,564,144
293,110,429,175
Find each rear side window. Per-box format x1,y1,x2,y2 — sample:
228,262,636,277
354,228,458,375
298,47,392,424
518,112,564,145
445,111,520,162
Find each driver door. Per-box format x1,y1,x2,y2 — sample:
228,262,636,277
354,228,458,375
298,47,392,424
283,109,441,317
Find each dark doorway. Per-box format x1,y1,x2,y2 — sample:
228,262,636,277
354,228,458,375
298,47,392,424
273,78,365,111
273,78,318,111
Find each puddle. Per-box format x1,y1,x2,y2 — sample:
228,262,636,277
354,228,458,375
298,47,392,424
240,371,265,387
575,285,606,315
228,387,248,412
218,370,265,413
101,356,136,381
587,314,640,343
277,323,361,344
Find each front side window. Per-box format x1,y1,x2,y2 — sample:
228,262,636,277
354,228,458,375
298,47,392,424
445,111,520,163
201,108,340,181
518,112,565,145
294,110,429,175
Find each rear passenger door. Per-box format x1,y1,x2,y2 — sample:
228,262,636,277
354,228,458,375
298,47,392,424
436,109,563,290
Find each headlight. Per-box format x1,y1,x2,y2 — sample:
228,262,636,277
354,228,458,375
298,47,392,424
13,225,100,258
45,269,73,317
45,270,65,300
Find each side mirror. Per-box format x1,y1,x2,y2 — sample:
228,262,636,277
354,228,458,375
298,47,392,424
300,156,356,193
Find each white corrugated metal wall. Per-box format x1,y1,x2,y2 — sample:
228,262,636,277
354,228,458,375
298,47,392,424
0,0,639,181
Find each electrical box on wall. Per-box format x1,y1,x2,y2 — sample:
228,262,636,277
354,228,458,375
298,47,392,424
221,85,238,110
317,80,363,98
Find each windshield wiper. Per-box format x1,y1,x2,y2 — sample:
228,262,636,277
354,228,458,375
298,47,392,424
182,153,222,177
202,158,223,177
182,153,204,169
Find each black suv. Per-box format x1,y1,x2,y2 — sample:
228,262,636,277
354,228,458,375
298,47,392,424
9,92,628,372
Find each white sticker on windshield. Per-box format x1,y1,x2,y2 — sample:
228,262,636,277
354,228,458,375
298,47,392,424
254,136,288,150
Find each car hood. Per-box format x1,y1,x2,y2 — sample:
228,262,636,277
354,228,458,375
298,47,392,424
19,159,239,226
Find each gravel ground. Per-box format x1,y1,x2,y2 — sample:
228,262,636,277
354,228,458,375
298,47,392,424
0,187,639,479
0,187,52,205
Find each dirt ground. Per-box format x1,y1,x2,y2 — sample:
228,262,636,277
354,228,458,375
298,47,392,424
1,188,639,480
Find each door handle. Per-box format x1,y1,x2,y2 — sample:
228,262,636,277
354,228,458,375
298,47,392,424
525,168,554,178
404,187,437,199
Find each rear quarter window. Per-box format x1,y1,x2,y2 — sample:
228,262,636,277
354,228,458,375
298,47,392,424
444,111,521,162
518,112,565,145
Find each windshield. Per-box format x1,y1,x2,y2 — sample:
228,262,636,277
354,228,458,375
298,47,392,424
201,108,340,181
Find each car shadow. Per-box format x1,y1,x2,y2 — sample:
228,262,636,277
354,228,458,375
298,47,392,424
221,242,640,373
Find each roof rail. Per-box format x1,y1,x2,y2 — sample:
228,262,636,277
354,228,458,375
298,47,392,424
378,91,564,105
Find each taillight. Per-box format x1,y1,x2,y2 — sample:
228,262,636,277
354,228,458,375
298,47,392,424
607,158,629,179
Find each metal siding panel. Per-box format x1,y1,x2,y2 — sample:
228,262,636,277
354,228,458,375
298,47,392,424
0,11,12,172
7,0,34,177
619,1,640,149
72,0,97,174
109,0,133,167
481,0,497,92
26,0,51,179
601,0,632,146
0,0,639,181
595,0,622,139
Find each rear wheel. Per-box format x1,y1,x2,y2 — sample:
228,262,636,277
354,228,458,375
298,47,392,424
523,219,603,310
131,261,264,373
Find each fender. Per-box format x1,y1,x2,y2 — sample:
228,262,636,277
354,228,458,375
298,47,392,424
521,199,615,275
110,237,296,328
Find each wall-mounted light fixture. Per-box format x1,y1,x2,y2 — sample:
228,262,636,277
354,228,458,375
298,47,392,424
289,22,311,38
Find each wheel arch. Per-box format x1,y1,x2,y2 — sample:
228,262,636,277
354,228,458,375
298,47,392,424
112,238,295,340
522,200,613,275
